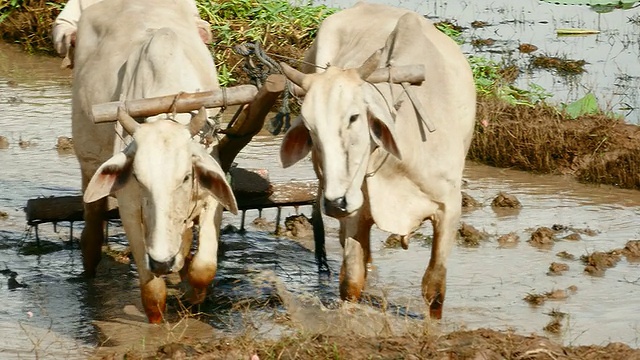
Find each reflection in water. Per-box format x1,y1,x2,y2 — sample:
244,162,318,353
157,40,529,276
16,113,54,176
1,25,640,356
311,0,640,124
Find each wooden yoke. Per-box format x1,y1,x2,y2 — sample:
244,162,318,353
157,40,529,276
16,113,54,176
89,65,424,171
217,74,286,172
91,85,261,123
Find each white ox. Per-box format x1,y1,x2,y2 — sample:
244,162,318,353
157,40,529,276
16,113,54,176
280,2,476,319
73,0,237,323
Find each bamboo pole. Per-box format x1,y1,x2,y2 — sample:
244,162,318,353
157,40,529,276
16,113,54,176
90,65,425,123
91,85,260,123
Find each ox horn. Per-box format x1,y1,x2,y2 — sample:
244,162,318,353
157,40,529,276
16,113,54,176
117,106,140,135
357,49,382,80
280,62,308,90
189,106,208,137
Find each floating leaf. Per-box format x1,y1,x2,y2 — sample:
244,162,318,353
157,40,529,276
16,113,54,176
563,93,600,118
556,28,601,35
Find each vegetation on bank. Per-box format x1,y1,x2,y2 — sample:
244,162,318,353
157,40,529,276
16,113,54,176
2,0,639,191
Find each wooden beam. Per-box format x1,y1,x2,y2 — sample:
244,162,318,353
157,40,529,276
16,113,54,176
218,74,287,172
91,85,261,123
25,180,317,226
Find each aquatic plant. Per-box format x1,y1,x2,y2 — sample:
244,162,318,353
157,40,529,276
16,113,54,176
468,55,552,107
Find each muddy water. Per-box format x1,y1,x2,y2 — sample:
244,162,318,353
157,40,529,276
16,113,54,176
314,0,640,124
1,29,640,358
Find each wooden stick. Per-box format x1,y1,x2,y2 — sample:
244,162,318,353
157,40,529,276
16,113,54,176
25,180,317,225
90,65,424,123
91,84,260,123
288,64,425,96
218,74,287,172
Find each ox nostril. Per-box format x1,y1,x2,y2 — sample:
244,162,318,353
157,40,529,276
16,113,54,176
324,196,347,212
147,254,175,275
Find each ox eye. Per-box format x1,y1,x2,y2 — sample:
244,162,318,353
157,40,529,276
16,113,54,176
349,114,359,124
183,173,191,184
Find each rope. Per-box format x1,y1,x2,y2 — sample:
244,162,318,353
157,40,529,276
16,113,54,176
233,41,297,135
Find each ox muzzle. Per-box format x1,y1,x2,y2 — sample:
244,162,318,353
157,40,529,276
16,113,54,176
324,196,350,218
147,253,180,275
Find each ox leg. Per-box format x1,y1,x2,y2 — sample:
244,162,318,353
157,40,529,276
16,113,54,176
187,201,221,304
421,197,461,320
117,187,167,324
179,227,194,283
338,207,374,301
80,172,106,277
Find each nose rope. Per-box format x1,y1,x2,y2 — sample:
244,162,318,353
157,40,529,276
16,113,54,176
185,165,199,228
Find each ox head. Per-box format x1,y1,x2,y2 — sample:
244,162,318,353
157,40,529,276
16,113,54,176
279,50,402,218
83,107,238,275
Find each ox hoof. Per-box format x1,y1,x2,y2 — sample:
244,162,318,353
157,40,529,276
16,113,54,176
339,264,364,302
428,295,444,320
141,277,167,324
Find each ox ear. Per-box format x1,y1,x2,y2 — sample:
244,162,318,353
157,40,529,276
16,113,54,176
280,116,312,168
84,149,135,203
191,144,238,215
362,84,402,160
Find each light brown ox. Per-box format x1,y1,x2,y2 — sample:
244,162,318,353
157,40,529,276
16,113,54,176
73,0,237,323
279,2,476,319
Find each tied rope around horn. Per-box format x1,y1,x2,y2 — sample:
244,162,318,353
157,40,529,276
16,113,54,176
233,42,293,135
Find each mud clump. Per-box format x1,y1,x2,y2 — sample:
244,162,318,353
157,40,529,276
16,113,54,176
531,54,586,75
563,233,582,241
543,309,567,334
524,287,573,306
471,38,495,47
556,251,576,260
548,262,569,276
497,232,519,247
491,192,521,208
18,138,33,149
0,136,8,149
461,191,481,208
621,240,640,261
458,223,489,247
528,227,556,249
280,214,313,238
581,250,622,276
252,217,275,231
0,211,8,220
471,20,489,28
56,136,74,153
518,43,538,53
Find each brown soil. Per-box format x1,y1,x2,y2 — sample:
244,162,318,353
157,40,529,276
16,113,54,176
471,96,640,190
104,327,640,360
457,222,489,247
622,240,640,261
278,214,313,238
491,191,522,208
524,287,574,306
548,261,570,275
582,249,623,276
531,54,587,75
0,136,9,149
461,191,481,208
497,232,520,247
528,227,557,249
55,135,74,154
